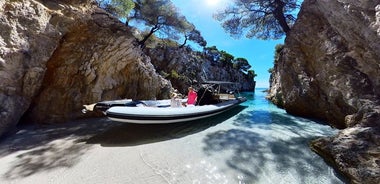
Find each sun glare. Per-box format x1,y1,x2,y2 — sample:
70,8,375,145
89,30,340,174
206,0,220,6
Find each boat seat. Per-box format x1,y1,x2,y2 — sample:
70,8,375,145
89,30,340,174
217,94,236,100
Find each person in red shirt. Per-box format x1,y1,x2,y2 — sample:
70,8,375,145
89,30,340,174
187,86,197,106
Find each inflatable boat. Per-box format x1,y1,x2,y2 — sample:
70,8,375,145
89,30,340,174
104,97,245,123
83,81,247,124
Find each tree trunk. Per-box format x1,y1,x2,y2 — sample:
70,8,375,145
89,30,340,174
139,24,159,46
179,36,188,48
273,0,290,33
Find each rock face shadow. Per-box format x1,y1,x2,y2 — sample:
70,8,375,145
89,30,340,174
0,118,113,179
4,139,91,179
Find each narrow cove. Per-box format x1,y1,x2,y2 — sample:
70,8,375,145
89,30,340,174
0,88,345,183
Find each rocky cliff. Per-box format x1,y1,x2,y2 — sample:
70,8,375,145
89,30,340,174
268,0,380,183
0,0,254,138
146,46,255,94
0,0,171,136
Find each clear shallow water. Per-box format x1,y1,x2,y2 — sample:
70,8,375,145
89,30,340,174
0,88,345,184
87,88,345,184
204,88,345,183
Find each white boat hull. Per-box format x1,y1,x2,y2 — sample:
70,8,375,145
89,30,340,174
105,98,246,124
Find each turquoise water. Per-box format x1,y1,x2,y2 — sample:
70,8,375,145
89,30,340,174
83,88,345,183
0,88,345,183
212,88,345,183
88,88,346,183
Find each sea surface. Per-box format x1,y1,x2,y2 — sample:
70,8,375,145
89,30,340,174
0,88,345,184
166,88,345,184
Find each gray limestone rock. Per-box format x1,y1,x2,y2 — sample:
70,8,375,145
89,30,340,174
268,0,380,182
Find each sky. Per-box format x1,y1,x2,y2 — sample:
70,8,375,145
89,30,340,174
171,0,285,88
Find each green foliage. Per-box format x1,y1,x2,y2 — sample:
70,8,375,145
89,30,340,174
170,69,180,79
140,29,179,48
7,0,22,2
180,27,207,49
268,68,274,73
169,69,187,81
186,28,207,48
220,50,234,67
203,46,220,62
162,38,180,47
132,0,203,48
96,0,257,80
160,71,170,78
203,46,252,72
213,0,299,40
274,43,284,60
233,57,251,72
248,70,257,79
97,0,206,48
267,44,283,74
97,0,135,19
